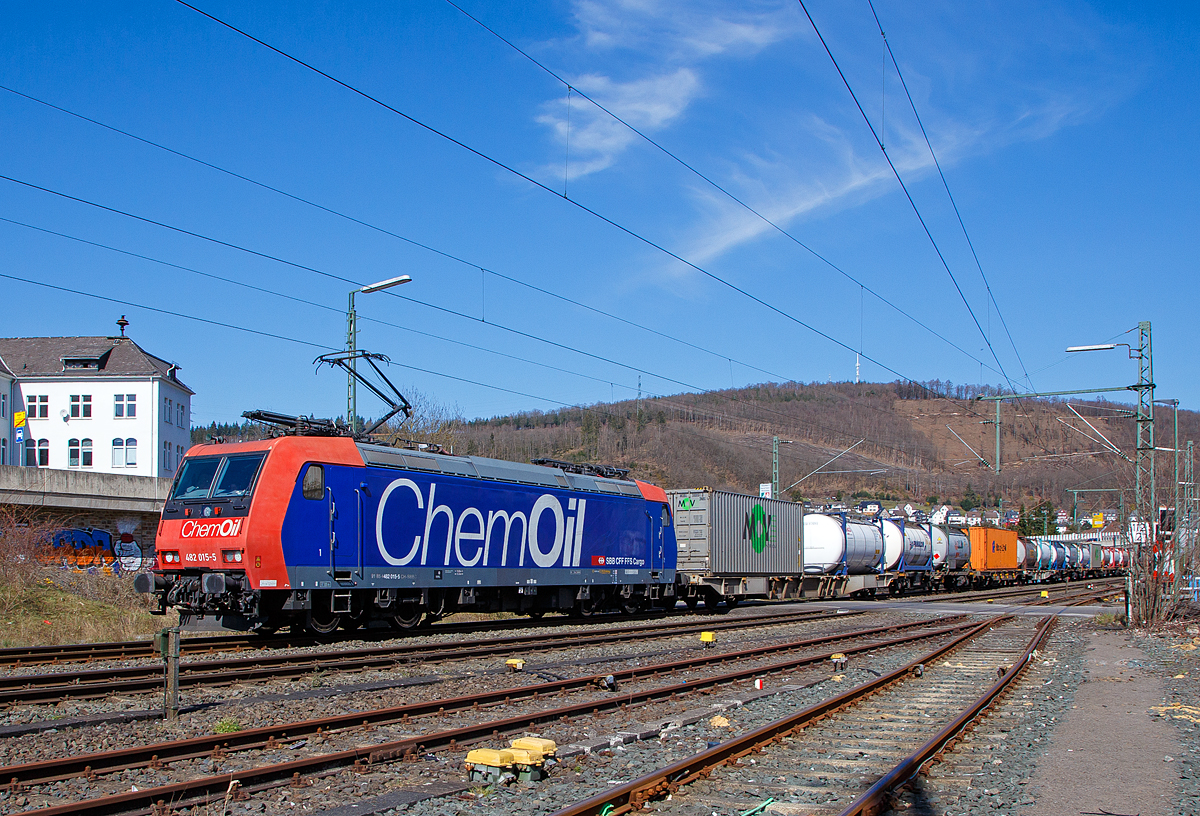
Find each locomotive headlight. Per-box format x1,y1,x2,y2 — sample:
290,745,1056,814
202,506,213,518
222,550,244,564
160,551,180,564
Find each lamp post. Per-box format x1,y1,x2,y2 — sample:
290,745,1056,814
348,275,411,435
1067,321,1155,622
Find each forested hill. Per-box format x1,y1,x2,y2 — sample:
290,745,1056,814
190,380,1197,515
455,381,1198,513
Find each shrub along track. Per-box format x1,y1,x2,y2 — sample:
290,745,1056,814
0,615,986,815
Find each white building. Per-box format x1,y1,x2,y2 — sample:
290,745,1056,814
0,331,193,478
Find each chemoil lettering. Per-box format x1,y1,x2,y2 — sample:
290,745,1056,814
374,479,587,569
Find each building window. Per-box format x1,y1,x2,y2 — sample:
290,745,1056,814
177,403,185,427
37,439,48,467
69,438,80,468
25,439,36,466
27,395,48,419
163,441,172,471
125,438,137,467
1,437,7,465
164,397,171,423
70,395,92,419
176,444,183,466
1,393,6,418
112,438,124,468
82,438,92,468
115,394,136,418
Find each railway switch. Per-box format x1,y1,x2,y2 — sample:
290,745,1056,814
700,631,716,648
831,653,848,671
506,658,525,672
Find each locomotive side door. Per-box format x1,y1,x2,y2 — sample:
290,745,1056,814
328,485,362,584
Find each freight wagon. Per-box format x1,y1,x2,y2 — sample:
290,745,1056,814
668,489,804,608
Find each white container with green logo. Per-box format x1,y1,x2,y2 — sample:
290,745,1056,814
668,489,804,576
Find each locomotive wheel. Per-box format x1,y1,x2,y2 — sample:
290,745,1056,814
306,609,341,635
575,597,597,617
389,605,423,630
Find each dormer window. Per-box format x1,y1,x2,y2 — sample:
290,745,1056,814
62,357,100,370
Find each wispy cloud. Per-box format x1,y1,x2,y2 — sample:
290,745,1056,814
536,0,797,181
536,68,700,179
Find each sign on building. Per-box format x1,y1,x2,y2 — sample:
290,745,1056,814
758,483,772,499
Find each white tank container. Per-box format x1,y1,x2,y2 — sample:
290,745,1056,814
1016,538,1026,567
803,514,883,574
882,520,903,570
948,529,970,570
1067,544,1082,568
901,524,933,568
1079,546,1091,568
1036,541,1054,569
931,526,949,567
1051,543,1067,569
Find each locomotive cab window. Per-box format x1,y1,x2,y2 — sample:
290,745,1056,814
302,464,325,500
661,505,671,527
171,457,222,500
212,454,268,498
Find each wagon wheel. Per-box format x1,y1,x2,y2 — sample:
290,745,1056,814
683,595,699,611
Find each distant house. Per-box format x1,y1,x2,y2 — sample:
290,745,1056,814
857,500,882,516
0,329,193,478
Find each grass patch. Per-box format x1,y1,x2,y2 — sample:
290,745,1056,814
214,717,242,734
0,508,174,647
1093,612,1127,627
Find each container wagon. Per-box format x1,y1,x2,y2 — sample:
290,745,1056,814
669,488,804,608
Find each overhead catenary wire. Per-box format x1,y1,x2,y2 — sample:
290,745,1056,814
865,0,1033,391
0,266,895,476
793,0,1018,394
0,162,964,452
439,0,1004,380
171,0,1003,397
0,83,799,388
0,204,893,452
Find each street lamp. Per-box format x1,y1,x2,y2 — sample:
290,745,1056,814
1066,321,1156,622
348,275,412,434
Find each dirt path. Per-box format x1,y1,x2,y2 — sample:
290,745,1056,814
1027,629,1183,816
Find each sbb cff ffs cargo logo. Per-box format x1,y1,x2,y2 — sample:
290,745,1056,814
743,504,774,554
591,556,607,566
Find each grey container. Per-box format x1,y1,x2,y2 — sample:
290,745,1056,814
668,489,804,576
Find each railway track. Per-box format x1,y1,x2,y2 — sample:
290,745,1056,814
1,613,981,815
0,607,854,707
551,614,1053,816
0,583,1116,708
0,577,1122,669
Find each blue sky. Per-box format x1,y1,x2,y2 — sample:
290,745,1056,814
2,1,1196,428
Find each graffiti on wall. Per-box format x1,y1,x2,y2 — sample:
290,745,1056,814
49,518,148,574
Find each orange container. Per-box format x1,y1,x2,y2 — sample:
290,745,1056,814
968,527,1019,571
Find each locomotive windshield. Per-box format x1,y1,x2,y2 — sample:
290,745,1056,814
171,453,267,501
